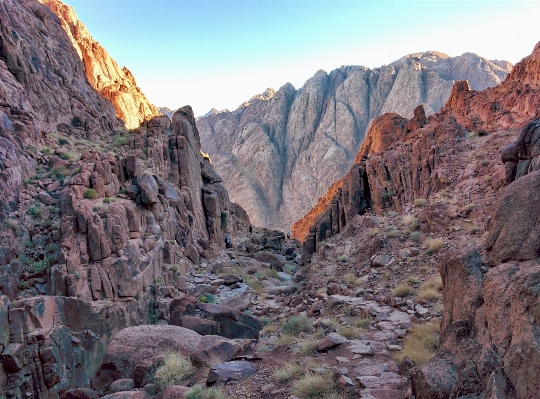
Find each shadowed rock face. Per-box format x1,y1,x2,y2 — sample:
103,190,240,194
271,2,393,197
39,0,161,129
198,53,511,231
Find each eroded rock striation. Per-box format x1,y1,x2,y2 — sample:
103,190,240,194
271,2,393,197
198,53,511,231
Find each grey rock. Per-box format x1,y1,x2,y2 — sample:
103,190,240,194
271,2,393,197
207,361,257,384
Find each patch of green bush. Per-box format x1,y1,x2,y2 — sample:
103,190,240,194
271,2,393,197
84,189,98,199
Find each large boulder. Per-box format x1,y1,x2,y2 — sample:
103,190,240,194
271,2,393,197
92,326,201,393
197,303,263,339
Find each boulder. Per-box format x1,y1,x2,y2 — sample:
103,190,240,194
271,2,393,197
61,389,99,399
190,335,245,367
410,358,458,399
206,361,257,384
317,333,347,352
174,316,220,336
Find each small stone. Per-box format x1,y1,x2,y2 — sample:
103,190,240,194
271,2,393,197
316,333,347,352
337,375,355,390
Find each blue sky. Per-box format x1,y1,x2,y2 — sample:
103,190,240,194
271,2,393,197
63,0,540,116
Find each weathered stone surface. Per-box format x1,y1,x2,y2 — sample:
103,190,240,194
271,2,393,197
410,358,458,399
61,388,99,399
190,335,244,367
316,333,348,352
174,316,220,336
161,386,190,399
206,361,257,384
197,303,263,339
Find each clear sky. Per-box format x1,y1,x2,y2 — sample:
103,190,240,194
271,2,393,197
63,0,540,117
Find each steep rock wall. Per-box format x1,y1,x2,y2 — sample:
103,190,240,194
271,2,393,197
39,0,161,129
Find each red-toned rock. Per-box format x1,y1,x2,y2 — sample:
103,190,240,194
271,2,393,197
161,386,190,399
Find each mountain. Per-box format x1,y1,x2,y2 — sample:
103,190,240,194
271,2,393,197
158,106,176,119
39,0,161,129
294,41,540,398
198,52,511,232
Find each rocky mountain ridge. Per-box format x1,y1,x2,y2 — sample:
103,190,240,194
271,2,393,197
294,41,540,399
39,0,161,129
198,52,511,231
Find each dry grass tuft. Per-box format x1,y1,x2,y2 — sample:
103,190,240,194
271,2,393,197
414,198,427,207
293,372,337,399
343,273,356,284
392,283,414,297
396,321,440,366
273,362,304,383
154,351,194,390
403,214,420,230
424,238,444,253
295,336,319,356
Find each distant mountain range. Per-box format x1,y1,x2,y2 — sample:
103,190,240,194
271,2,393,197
195,51,512,231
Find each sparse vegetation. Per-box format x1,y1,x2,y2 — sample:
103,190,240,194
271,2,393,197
409,231,423,242
281,315,312,335
293,372,337,399
343,273,356,284
185,386,225,399
392,282,414,297
59,153,71,160
403,214,420,230
28,203,41,217
461,203,475,215
469,226,481,235
295,336,319,356
274,362,304,383
198,293,217,303
353,317,372,329
406,276,420,285
424,238,444,253
84,189,99,199
338,327,360,340
396,321,440,366
418,276,443,301
154,351,195,390
335,255,348,263
5,219,17,230
113,136,129,147
58,138,69,145
414,198,427,207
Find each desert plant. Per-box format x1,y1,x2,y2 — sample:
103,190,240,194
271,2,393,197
293,372,336,399
154,351,195,390
414,198,427,207
396,321,440,366
276,333,297,346
335,255,348,263
469,226,480,235
103,197,111,204
5,219,17,230
353,317,372,329
409,231,422,242
84,189,99,199
274,362,304,383
406,276,420,285
220,211,227,228
343,273,356,284
460,203,475,215
198,293,217,303
113,136,129,147
403,214,420,230
51,167,70,179
424,238,444,253
338,327,360,340
295,336,319,356
28,203,41,218
392,283,414,297
281,315,313,335
185,386,225,399
59,153,71,160
58,138,70,145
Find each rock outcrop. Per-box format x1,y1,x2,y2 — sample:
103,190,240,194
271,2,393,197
198,53,511,231
0,0,121,137
445,42,540,132
39,0,161,129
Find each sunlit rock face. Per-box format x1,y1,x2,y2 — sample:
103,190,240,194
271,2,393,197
198,52,511,231
39,0,161,129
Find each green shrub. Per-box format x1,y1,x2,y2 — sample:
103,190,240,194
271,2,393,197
103,197,111,204
84,189,99,199
28,204,41,217
58,138,69,145
409,231,423,242
281,315,313,335
59,153,71,160
154,351,194,390
41,147,53,156
343,273,356,284
185,385,225,399
113,136,129,147
51,167,70,180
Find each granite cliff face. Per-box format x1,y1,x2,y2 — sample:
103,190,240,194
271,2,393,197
198,52,511,231
39,0,161,129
